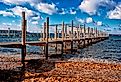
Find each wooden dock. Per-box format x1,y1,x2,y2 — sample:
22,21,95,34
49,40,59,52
0,12,109,64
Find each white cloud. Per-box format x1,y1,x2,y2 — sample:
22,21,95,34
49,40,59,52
2,23,6,25
37,3,57,15
107,3,121,19
0,11,13,16
86,17,93,23
79,0,116,15
97,21,102,26
7,23,12,26
12,20,15,23
59,8,67,15
70,10,76,14
2,0,42,5
59,8,76,15
10,6,34,18
31,21,38,25
9,6,42,21
2,22,12,26
77,18,85,24
59,11,66,15
79,0,99,15
31,16,40,20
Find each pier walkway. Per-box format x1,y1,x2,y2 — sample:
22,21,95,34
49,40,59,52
0,12,109,64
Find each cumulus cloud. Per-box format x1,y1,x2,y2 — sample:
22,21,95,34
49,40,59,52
12,20,15,23
79,0,99,15
31,16,40,20
86,17,93,23
10,6,34,18
1,0,42,5
31,21,39,25
107,3,121,19
77,18,85,24
70,9,76,14
97,21,102,26
2,23,6,25
8,6,41,21
58,8,67,15
0,11,13,16
2,0,58,15
37,3,57,15
79,0,116,15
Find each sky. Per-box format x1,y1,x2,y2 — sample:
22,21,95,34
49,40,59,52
0,0,121,34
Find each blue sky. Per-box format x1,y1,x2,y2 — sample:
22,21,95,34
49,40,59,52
0,0,121,34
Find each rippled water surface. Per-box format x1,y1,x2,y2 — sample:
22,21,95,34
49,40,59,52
62,35,121,62
0,35,121,62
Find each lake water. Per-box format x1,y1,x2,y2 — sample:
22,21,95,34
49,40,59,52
0,35,121,62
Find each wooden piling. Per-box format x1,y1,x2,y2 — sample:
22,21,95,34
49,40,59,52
57,30,59,38
71,20,73,53
62,22,64,54
77,26,79,39
8,28,10,37
42,22,46,55
45,17,49,60
87,27,90,44
62,21,64,41
83,24,86,47
21,12,26,64
78,24,81,48
43,22,46,40
84,24,86,38
65,24,67,39
78,24,81,39
88,27,90,38
55,25,58,54
95,27,97,38
55,25,58,40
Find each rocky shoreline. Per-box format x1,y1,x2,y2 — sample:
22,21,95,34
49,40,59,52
0,56,121,81
24,60,121,82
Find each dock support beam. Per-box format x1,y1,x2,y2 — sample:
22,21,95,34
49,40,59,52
71,20,73,53
8,28,10,37
45,17,49,60
62,21,64,54
55,25,58,54
21,12,26,64
43,22,46,55
83,24,86,47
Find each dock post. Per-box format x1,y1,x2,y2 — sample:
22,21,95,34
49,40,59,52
83,24,86,47
95,27,98,42
61,21,64,54
21,12,26,64
71,20,73,53
64,24,67,49
65,24,67,39
13,30,16,37
43,22,46,40
57,30,59,38
62,21,64,41
87,27,90,45
55,25,58,40
91,28,93,44
55,25,58,54
77,24,80,48
96,27,97,38
43,22,46,55
77,25,79,39
45,17,49,60
8,28,10,37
